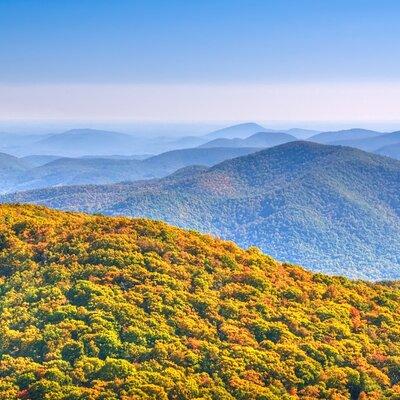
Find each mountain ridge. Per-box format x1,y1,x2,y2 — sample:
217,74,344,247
5,141,400,280
199,131,297,149
0,146,260,193
309,128,383,144
204,122,267,140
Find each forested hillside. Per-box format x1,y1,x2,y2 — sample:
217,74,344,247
1,204,400,399
6,142,400,280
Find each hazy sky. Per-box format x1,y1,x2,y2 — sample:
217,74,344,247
1,0,400,123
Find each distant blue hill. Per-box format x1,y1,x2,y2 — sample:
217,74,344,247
199,131,297,148
331,131,400,151
376,142,400,160
0,146,259,193
309,128,383,144
204,122,267,140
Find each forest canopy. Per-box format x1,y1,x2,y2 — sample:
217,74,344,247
0,204,400,399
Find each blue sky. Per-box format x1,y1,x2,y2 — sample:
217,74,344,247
2,0,400,84
1,0,400,124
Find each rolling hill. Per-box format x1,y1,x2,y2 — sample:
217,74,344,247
204,124,319,141
376,142,400,160
1,129,202,157
141,147,259,175
0,152,30,172
15,157,144,190
1,124,269,157
308,129,383,144
284,128,321,139
199,132,297,148
309,129,400,160
0,132,52,154
0,147,260,193
21,155,62,167
0,153,31,192
22,128,140,157
204,122,267,140
331,131,400,152
5,142,400,280
159,135,209,151
0,204,400,399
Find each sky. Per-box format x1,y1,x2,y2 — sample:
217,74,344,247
1,0,400,126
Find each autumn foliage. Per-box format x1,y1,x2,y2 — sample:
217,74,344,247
0,204,399,399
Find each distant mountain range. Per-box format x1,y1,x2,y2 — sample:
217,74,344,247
17,154,153,169
308,129,400,159
4,141,400,280
21,154,62,167
0,146,259,193
0,124,305,156
5,123,400,161
198,131,297,148
0,128,168,156
0,132,52,151
15,129,140,157
309,128,383,144
0,153,31,190
2,124,400,194
204,123,320,141
333,131,400,152
204,122,267,140
376,142,400,160
0,123,323,193
280,127,321,139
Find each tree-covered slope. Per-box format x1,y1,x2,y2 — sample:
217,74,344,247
1,204,400,399
6,142,400,280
